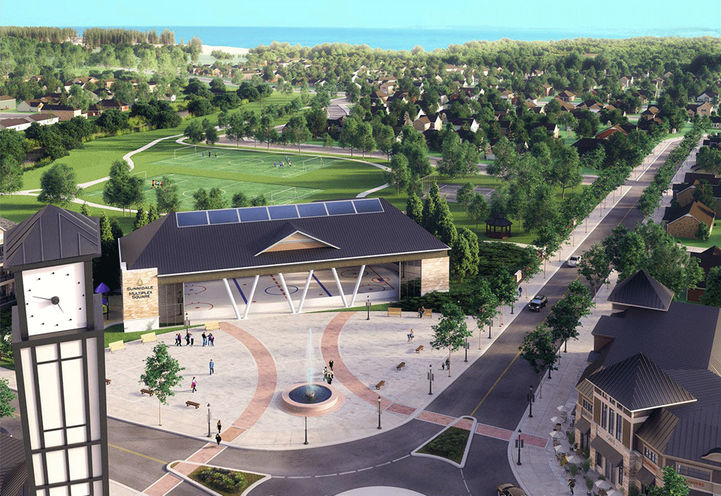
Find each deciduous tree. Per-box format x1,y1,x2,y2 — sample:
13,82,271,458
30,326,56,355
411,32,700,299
139,343,184,426
38,163,78,205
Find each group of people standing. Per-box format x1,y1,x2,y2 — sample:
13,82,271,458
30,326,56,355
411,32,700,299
174,329,215,346
323,360,335,384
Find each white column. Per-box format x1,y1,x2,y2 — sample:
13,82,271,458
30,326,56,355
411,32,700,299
349,265,366,307
297,270,314,314
223,278,241,320
278,272,296,314
331,267,348,308
398,262,402,299
242,275,259,319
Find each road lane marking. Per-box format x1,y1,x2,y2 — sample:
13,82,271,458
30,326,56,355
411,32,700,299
109,443,166,465
469,350,521,416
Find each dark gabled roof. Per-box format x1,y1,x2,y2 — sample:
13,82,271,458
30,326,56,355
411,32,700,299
3,205,101,270
486,215,512,227
592,301,721,374
0,217,17,232
691,246,721,287
588,353,696,412
120,199,448,277
608,270,674,311
0,433,27,493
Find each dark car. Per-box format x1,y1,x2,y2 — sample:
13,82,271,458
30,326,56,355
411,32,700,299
528,294,548,311
497,483,526,496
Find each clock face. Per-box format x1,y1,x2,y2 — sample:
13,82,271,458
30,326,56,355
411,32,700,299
22,262,87,336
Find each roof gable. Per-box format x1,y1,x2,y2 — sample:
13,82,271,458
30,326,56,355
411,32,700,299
589,353,696,412
4,205,101,270
255,224,339,256
608,270,674,311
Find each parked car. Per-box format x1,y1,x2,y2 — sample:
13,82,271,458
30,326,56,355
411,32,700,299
497,483,526,496
528,294,548,311
567,255,580,267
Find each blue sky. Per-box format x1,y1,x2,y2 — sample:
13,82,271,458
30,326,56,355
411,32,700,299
2,0,720,31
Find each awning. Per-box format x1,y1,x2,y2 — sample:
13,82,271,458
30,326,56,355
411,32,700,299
575,416,591,434
591,436,623,466
636,466,657,486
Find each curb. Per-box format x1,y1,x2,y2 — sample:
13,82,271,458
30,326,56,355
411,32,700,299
410,416,477,469
166,460,270,496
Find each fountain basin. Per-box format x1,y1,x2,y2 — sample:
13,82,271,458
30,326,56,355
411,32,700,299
281,382,344,417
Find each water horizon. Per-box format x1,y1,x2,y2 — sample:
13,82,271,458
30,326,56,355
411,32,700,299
70,25,721,51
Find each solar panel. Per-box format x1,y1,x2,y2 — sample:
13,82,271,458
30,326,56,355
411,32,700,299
325,200,355,215
353,198,384,213
208,209,239,225
268,204,299,220
176,211,209,227
297,202,328,218
238,207,269,222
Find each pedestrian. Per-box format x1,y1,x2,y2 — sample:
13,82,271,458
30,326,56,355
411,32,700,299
445,358,450,370
328,360,334,371
190,332,194,346
568,478,575,495
327,371,333,385
209,358,215,375
185,330,190,346
215,433,221,445
208,333,215,346
441,361,445,371
191,377,197,393
175,333,182,346
217,420,222,434
410,329,415,342
202,331,207,347
323,366,328,381
418,306,426,318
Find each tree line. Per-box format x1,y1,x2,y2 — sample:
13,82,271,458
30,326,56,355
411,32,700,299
0,26,76,42
82,28,176,47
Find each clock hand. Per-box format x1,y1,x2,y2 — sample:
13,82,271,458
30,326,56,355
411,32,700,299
56,303,64,314
33,296,53,301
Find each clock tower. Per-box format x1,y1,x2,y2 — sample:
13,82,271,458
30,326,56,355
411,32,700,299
4,205,109,496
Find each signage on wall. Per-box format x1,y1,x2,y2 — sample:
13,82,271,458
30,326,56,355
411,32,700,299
126,278,154,300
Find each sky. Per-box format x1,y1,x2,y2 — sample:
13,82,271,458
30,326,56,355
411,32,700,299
2,0,720,32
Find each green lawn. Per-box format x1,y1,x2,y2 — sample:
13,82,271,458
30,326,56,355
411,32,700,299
677,220,721,250
103,323,202,348
417,426,470,464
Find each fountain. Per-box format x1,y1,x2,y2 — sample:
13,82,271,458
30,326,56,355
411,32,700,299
281,328,343,416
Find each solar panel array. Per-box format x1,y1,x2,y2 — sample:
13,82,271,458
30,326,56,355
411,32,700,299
175,198,384,228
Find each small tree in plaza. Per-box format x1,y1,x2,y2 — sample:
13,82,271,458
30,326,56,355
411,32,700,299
140,343,184,426
469,279,499,344
430,303,471,376
520,324,559,392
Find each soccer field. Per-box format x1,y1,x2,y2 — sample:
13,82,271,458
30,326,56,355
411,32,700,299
159,146,330,178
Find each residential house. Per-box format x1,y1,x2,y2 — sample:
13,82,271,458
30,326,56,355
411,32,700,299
0,113,58,131
687,102,713,118
572,137,604,156
596,125,629,140
102,99,130,112
558,90,576,102
0,217,18,308
575,270,721,495
0,95,16,110
544,123,559,139
500,89,514,101
542,84,553,96
663,201,715,239
711,116,721,130
326,103,351,133
557,99,577,112
697,91,718,104
619,76,634,89
40,104,85,121
640,106,660,121
16,99,44,112
413,115,432,132
687,246,721,302
448,117,479,133
577,100,603,113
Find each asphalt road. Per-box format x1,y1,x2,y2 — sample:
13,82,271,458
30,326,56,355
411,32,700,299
1,138,681,496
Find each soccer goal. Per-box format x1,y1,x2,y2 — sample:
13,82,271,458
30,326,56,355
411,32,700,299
173,145,197,159
270,187,298,205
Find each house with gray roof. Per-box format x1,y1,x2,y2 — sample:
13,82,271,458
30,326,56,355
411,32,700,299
575,270,721,495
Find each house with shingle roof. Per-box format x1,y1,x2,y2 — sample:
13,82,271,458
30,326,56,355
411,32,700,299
575,270,721,495
664,201,715,239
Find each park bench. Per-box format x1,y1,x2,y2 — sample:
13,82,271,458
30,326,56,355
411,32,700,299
421,309,433,319
415,345,424,353
140,332,157,344
185,401,200,409
105,379,111,385
108,340,125,352
205,321,220,331
375,380,386,390
140,388,154,396
396,361,406,371
387,307,402,318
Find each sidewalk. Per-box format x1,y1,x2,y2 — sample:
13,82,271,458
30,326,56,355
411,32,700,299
650,136,704,224
507,271,619,496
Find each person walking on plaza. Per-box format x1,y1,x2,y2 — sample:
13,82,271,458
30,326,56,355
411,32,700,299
202,331,207,347
184,312,190,331
208,333,215,346
407,329,415,342
191,377,197,393
215,433,221,445
217,420,222,434
190,332,194,346
175,333,182,346
323,366,329,381
209,358,215,375
328,360,334,371
185,330,191,346
326,370,333,385
568,478,575,495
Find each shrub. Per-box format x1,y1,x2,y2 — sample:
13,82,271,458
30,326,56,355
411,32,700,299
696,222,710,241
585,476,594,490
568,463,578,477
194,467,247,492
581,457,591,473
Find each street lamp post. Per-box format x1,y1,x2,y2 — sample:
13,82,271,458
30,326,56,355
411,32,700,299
377,396,382,429
527,386,534,418
427,364,434,395
207,403,211,437
515,429,524,465
366,296,371,320
304,416,308,445
464,338,469,362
